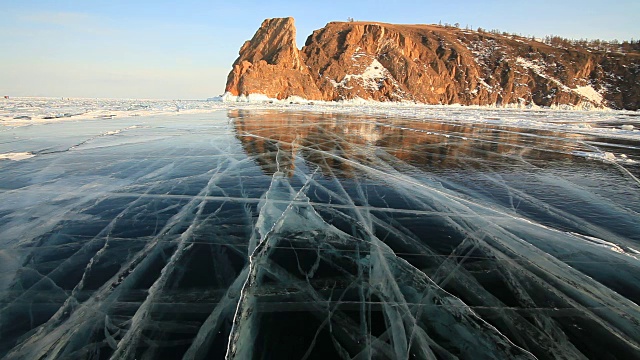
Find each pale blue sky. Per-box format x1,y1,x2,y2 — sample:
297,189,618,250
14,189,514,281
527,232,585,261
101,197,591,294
1,1,638,99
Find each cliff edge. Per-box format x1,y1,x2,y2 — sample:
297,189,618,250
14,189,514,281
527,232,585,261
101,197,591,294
224,17,322,100
225,18,640,110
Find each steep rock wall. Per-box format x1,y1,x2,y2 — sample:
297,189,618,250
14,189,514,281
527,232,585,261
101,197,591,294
225,17,322,100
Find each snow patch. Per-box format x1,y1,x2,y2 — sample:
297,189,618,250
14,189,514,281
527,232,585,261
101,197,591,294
0,152,35,161
219,92,316,104
331,58,389,91
574,85,603,104
478,79,493,91
516,58,604,105
221,93,274,103
516,57,571,92
571,150,637,164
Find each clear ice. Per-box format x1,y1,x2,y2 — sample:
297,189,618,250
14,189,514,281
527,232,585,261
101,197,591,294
0,100,639,359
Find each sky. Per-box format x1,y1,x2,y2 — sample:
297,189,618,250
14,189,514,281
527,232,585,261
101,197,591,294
1,0,638,100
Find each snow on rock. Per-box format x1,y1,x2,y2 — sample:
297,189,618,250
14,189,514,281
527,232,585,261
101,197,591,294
573,85,603,104
516,57,571,91
331,58,390,91
515,58,607,106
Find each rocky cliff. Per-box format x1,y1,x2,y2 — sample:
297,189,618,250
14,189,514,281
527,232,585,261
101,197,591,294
225,17,322,100
226,18,640,110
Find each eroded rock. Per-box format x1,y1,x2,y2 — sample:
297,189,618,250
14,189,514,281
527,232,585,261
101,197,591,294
226,18,640,110
225,17,322,100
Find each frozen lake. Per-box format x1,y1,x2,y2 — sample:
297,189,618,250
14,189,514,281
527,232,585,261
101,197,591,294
1,99,639,359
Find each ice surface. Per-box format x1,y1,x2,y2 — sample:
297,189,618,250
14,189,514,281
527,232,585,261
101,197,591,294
0,98,639,359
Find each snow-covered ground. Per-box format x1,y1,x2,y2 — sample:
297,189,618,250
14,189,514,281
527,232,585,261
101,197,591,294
0,97,227,126
3,96,637,133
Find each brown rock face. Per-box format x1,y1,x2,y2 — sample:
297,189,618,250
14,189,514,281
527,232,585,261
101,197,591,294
226,18,640,110
225,17,322,100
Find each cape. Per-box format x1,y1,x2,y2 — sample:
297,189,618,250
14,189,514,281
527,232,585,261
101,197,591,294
225,17,640,110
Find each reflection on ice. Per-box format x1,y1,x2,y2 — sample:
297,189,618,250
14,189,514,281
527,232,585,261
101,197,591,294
0,107,639,359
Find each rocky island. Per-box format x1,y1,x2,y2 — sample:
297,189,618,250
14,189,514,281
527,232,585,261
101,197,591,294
225,17,639,110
